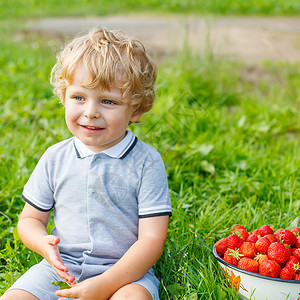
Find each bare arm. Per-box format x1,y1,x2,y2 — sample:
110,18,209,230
17,202,50,254
56,215,169,299
17,203,75,283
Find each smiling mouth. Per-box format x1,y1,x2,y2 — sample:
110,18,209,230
81,125,103,130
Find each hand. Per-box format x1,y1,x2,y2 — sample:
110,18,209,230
40,235,75,284
56,276,110,300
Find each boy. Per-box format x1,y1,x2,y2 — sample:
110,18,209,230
1,27,171,300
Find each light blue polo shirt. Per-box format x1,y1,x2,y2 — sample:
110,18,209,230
22,130,172,281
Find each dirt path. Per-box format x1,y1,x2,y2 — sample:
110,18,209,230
26,15,300,64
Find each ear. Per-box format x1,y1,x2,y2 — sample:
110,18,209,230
130,112,144,123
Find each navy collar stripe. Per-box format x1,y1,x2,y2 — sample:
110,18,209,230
73,131,138,159
73,139,82,159
120,136,138,159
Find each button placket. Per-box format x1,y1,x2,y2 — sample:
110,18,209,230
80,154,103,277
86,154,104,255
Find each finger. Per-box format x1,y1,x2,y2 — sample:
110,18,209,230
54,267,76,283
47,235,60,245
43,235,67,271
69,279,77,285
50,257,68,273
52,258,68,273
57,271,76,284
67,277,76,284
48,248,69,273
55,286,77,298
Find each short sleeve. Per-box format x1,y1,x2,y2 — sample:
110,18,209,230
22,149,54,212
138,152,172,218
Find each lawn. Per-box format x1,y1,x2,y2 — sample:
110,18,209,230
1,2,300,299
1,0,300,17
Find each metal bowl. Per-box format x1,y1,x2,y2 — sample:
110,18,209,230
213,245,300,300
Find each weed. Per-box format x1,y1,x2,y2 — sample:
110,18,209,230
1,11,300,299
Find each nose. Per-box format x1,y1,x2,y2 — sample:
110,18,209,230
84,101,101,119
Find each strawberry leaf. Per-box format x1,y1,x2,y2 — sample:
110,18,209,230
51,280,71,289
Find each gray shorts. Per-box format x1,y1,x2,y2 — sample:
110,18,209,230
5,259,160,300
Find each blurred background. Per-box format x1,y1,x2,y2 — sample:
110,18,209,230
2,0,300,63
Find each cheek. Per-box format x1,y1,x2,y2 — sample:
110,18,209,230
109,113,129,127
65,105,79,120
65,111,79,136
65,112,73,129
65,108,79,129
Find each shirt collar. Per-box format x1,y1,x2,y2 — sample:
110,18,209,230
73,130,137,159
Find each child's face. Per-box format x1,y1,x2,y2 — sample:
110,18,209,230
64,67,142,152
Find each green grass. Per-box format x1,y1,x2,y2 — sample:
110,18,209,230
1,16,300,299
1,0,300,18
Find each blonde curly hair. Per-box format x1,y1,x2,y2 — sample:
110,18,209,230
50,27,157,116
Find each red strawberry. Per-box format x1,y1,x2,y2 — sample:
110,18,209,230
255,236,271,254
230,224,249,241
247,233,260,243
215,238,228,257
286,255,299,264
274,229,296,246
295,274,300,280
259,225,274,236
238,257,259,273
251,229,262,237
291,227,300,237
247,229,262,243
237,228,249,241
223,249,242,266
227,234,244,250
239,242,257,258
292,248,300,261
259,260,281,278
267,242,291,264
230,224,247,231
255,253,268,265
280,267,296,280
285,245,292,257
287,232,297,246
264,234,277,244
296,236,300,248
285,256,300,273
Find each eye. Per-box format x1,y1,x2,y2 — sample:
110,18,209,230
102,99,115,105
73,96,85,101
